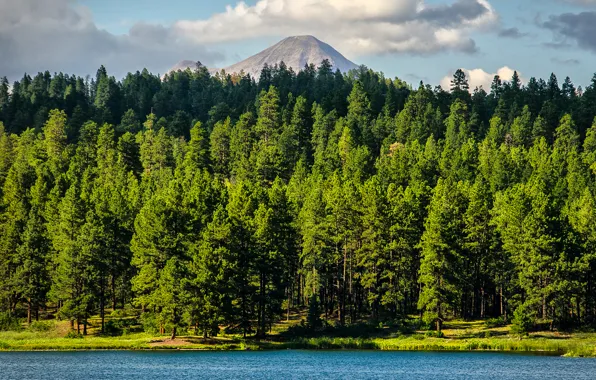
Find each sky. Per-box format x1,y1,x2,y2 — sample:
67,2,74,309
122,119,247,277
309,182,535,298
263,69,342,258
1,0,596,90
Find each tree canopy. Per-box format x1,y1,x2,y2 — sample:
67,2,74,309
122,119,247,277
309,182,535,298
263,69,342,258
1,62,596,335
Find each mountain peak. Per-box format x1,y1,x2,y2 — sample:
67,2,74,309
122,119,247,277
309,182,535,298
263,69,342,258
283,35,319,41
223,36,358,79
166,36,358,80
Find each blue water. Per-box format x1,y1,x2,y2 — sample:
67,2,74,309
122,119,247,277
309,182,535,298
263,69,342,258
0,350,594,379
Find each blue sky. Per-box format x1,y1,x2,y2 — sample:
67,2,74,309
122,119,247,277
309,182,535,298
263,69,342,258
2,0,596,89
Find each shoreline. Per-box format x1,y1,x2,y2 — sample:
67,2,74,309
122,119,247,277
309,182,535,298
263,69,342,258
0,336,594,357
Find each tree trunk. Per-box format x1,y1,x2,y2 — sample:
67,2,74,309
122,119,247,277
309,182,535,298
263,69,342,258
83,319,87,336
480,288,485,319
341,244,347,326
100,280,105,334
437,302,443,332
171,326,177,340
242,291,247,338
111,276,117,311
27,298,32,325
287,285,291,322
258,272,266,337
500,286,504,316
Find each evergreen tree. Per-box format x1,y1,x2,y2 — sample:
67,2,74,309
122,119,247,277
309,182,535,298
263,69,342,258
131,179,191,339
51,181,95,334
254,87,283,182
0,130,38,315
419,179,467,331
210,118,232,177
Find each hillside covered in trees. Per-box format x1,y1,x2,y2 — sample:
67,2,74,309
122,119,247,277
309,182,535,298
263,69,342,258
1,61,596,339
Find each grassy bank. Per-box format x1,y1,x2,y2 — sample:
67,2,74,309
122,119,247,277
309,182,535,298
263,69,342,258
284,335,596,357
1,319,595,357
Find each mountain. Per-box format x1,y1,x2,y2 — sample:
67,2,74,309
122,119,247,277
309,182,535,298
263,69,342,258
167,36,358,79
223,36,358,78
163,60,218,78
168,60,201,73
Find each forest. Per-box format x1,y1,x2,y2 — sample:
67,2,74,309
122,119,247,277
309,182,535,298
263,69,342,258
1,60,596,340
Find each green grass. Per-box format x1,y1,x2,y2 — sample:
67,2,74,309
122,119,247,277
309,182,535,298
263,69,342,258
1,318,595,357
0,330,153,350
283,335,596,357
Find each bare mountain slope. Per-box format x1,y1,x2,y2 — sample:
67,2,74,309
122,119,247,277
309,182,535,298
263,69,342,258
167,36,358,79
224,36,358,78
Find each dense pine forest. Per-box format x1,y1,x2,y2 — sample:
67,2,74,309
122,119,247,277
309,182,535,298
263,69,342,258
1,61,596,339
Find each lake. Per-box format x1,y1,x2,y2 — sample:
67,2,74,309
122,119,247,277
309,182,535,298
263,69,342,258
1,350,594,379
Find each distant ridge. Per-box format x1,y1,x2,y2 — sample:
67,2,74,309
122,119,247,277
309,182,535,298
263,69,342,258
167,36,359,79
163,60,218,78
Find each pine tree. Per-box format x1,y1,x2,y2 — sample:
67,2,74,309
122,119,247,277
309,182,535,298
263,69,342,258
230,112,256,180
0,77,9,122
210,117,232,177
298,176,329,305
118,109,141,135
14,167,51,324
0,129,39,315
0,122,14,200
451,69,471,103
419,179,467,331
254,87,283,182
91,123,136,329
510,106,533,147
51,180,95,333
385,182,425,317
346,81,373,149
225,181,258,337
358,176,388,319
131,179,191,338
191,205,231,337
42,110,68,176
493,178,561,321
463,177,497,319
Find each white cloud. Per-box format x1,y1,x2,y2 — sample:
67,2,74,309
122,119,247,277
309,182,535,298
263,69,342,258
0,0,500,81
172,0,499,57
0,0,223,80
440,66,523,91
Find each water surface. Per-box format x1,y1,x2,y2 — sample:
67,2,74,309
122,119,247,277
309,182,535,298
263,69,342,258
1,350,594,379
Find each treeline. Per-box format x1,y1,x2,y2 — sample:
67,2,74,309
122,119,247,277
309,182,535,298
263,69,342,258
1,61,596,338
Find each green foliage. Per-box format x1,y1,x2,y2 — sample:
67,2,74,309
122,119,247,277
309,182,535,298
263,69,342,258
425,330,445,338
65,330,84,339
140,312,159,335
485,317,506,329
2,63,596,340
104,318,136,336
511,304,536,337
28,320,56,332
306,295,323,332
0,313,21,332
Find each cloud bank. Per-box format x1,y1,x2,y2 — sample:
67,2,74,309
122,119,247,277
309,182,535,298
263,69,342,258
0,0,223,80
0,0,500,81
542,11,596,53
173,0,498,57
